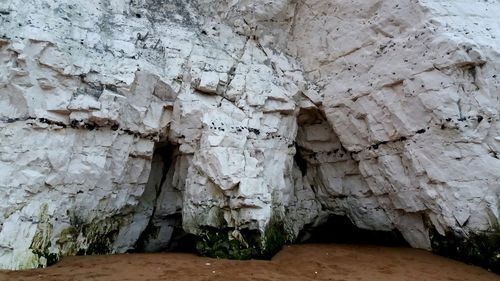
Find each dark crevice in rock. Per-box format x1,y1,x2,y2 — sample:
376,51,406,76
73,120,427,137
135,213,187,253
299,215,409,247
133,142,191,253
293,149,308,176
167,228,198,253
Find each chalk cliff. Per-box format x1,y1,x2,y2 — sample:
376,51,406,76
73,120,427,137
0,0,499,271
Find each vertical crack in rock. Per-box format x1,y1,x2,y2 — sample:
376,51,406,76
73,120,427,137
133,143,185,253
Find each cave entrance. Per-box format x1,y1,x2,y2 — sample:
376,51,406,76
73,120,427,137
133,142,196,253
298,215,408,247
293,107,409,248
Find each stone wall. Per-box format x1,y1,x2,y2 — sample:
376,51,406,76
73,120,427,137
0,0,499,271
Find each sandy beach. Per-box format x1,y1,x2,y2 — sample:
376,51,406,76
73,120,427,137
1,244,498,281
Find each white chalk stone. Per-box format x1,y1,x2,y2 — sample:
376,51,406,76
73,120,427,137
0,0,499,270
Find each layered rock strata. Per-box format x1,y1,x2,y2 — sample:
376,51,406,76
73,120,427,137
0,0,499,271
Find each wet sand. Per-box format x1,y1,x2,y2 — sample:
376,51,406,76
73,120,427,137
1,244,498,281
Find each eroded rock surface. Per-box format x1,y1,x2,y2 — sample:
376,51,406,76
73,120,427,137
0,0,499,271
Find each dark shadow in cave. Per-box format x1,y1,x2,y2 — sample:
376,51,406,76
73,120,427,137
133,142,197,254
294,149,308,176
298,215,409,247
166,230,198,253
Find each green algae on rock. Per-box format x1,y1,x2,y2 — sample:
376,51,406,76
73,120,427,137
196,228,259,260
29,204,59,268
430,228,500,274
195,216,290,260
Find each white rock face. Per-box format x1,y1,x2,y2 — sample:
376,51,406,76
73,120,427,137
0,0,499,269
283,0,500,250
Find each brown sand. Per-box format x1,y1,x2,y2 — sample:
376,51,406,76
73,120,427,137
1,244,498,281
